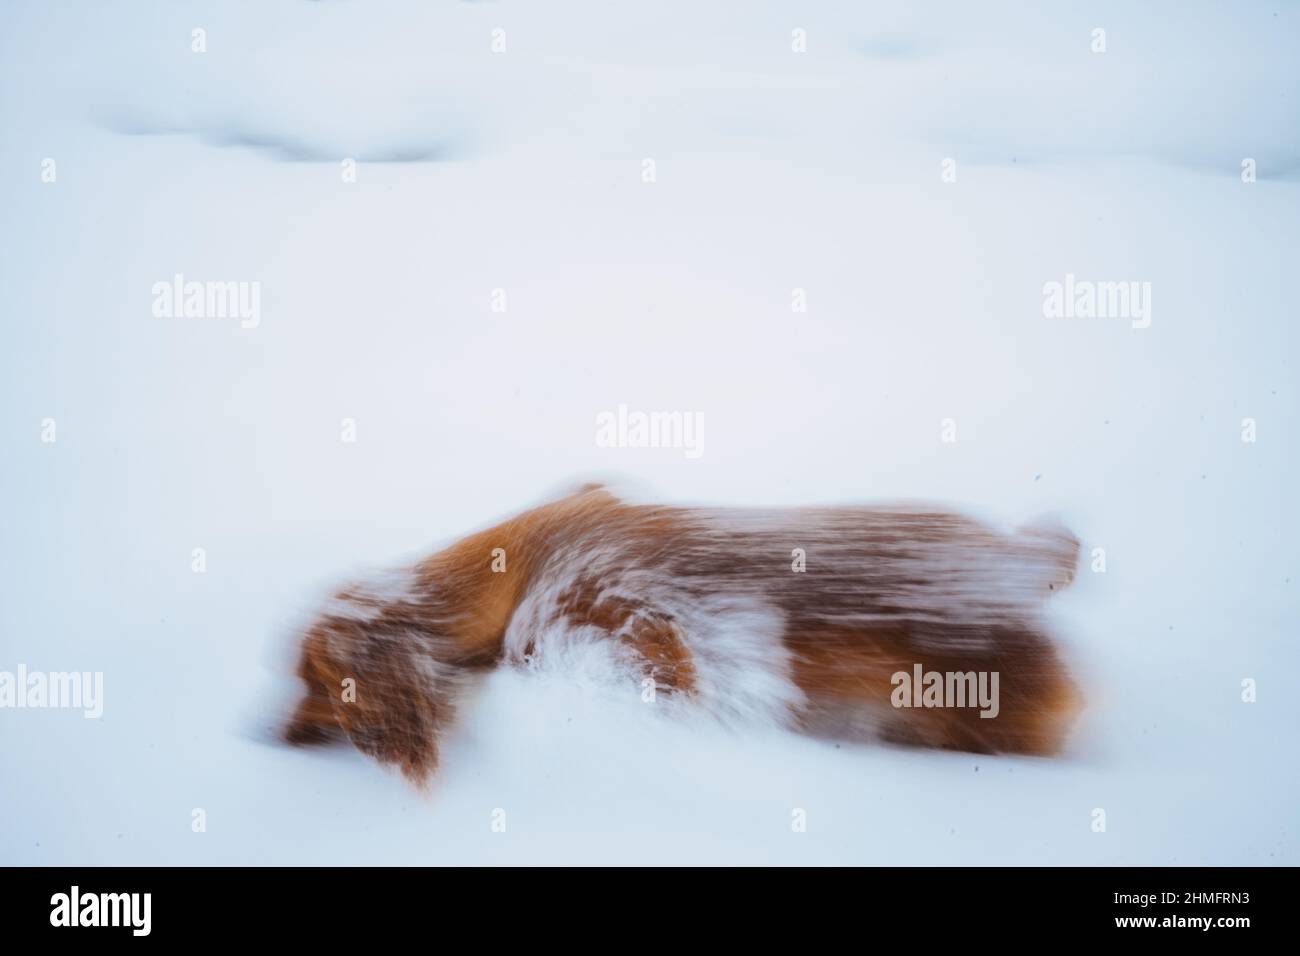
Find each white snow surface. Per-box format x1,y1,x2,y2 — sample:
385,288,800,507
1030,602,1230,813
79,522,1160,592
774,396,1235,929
1,0,1297,864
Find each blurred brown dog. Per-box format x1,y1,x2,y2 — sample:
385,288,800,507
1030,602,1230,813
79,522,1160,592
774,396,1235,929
284,483,1081,782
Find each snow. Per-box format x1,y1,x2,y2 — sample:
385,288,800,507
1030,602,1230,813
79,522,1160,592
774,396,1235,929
1,0,1296,864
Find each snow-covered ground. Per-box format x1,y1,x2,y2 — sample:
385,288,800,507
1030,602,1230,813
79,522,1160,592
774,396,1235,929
1,0,1296,864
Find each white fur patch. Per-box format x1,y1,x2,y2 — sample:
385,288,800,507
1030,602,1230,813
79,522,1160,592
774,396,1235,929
502,544,804,728
322,566,423,623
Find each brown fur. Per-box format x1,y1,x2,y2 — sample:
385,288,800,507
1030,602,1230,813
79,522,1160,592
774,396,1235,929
284,484,1081,782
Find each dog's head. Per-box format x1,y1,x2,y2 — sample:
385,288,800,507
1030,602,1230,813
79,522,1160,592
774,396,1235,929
282,577,465,784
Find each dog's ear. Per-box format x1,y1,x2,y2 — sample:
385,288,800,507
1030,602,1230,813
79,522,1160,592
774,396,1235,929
336,638,445,785
295,616,446,784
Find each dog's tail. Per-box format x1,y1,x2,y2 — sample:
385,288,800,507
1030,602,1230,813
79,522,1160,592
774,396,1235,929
1016,515,1080,596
